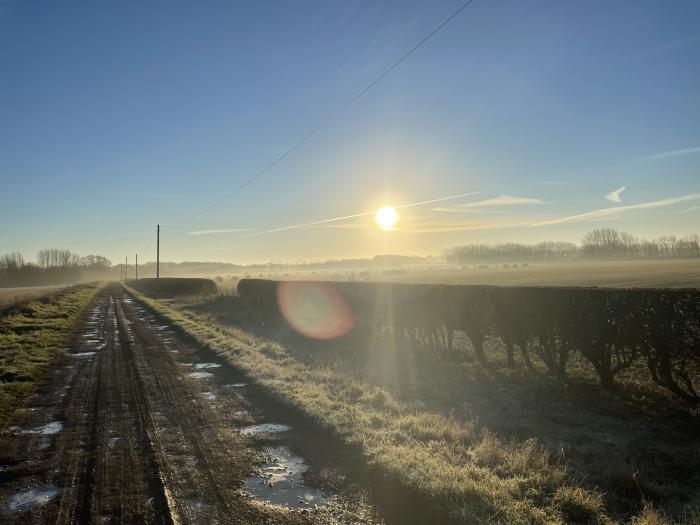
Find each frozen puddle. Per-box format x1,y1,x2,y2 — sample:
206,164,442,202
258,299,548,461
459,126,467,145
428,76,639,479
224,383,247,388
22,421,63,435
2,484,60,514
193,363,220,369
244,446,328,508
188,371,213,379
72,352,96,358
240,423,290,435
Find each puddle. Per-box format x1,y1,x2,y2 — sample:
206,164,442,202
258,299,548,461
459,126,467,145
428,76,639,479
244,446,327,508
72,352,96,358
23,421,63,435
240,423,291,435
224,383,247,388
2,484,61,514
202,392,216,401
193,363,221,369
188,372,213,379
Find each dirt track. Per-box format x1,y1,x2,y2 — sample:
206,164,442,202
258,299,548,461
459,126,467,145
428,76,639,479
0,284,382,524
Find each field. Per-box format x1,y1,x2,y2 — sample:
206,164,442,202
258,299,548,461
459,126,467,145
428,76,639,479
0,284,69,310
162,278,699,524
378,258,700,288
214,259,700,293
0,283,103,426
1,275,697,523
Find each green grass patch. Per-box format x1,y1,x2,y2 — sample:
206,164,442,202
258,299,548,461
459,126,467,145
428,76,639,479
130,287,618,524
0,282,104,426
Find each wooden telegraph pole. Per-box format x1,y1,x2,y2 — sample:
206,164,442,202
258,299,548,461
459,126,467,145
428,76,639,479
125,256,128,282
135,254,138,280
156,224,160,291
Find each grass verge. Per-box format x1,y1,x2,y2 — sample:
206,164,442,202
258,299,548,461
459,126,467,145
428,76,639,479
129,287,620,524
0,282,104,426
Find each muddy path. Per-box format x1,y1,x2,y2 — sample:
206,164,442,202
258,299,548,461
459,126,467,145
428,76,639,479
0,284,386,524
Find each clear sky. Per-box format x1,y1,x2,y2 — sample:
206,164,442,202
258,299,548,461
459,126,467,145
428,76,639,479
1,0,699,264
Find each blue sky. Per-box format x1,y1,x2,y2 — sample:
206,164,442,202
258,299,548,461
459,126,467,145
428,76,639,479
1,0,699,264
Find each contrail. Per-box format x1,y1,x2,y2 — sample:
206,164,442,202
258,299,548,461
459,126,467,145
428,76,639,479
249,191,482,237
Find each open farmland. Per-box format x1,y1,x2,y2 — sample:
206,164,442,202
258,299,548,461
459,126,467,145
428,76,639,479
0,285,69,310
166,278,699,523
318,259,700,289
2,276,698,523
0,283,103,425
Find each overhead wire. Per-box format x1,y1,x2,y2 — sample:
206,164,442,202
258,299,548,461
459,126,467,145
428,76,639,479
170,0,477,226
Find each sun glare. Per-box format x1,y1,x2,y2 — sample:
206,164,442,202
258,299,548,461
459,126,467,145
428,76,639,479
375,206,398,230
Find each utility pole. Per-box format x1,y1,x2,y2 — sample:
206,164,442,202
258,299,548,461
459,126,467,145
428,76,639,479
156,224,160,290
135,254,138,280
125,256,128,282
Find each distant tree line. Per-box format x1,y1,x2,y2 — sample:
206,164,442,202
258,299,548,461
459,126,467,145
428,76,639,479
444,229,700,264
0,249,112,287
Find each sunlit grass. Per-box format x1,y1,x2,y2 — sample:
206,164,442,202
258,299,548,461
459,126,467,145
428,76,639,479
0,283,104,426
131,287,624,524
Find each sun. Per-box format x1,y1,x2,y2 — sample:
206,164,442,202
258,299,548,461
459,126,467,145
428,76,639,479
375,205,398,230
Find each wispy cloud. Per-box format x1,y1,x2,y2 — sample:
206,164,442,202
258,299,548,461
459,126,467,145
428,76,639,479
187,228,252,236
399,220,531,234
540,180,563,185
605,186,626,203
531,193,700,227
313,218,531,234
438,195,546,213
642,146,700,160
684,206,700,213
249,191,482,237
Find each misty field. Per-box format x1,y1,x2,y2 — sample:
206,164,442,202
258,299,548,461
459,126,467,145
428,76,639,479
355,259,700,288
0,284,68,310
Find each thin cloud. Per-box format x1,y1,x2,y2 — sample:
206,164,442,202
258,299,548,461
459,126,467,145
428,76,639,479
683,206,700,213
540,180,563,185
316,218,531,234
399,219,531,234
642,146,700,160
437,195,546,213
187,228,253,236
249,191,482,237
531,193,700,227
605,186,626,203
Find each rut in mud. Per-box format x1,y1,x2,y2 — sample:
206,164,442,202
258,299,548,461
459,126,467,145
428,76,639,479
0,284,387,525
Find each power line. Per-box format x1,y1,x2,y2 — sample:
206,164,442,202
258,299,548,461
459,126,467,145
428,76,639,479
173,0,477,225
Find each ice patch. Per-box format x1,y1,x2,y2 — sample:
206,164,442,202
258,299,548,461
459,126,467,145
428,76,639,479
193,363,221,369
23,421,63,435
244,446,327,508
188,372,213,379
2,484,60,514
240,423,290,435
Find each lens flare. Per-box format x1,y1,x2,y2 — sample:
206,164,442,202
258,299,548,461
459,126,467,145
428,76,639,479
277,281,354,340
375,206,398,230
